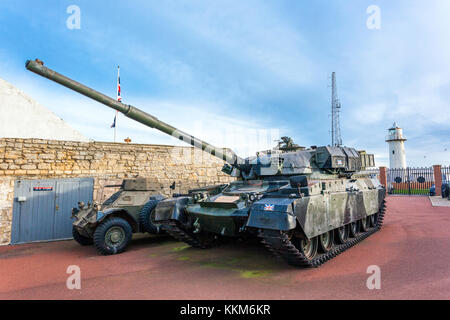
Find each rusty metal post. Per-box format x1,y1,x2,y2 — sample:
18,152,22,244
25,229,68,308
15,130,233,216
379,166,387,189
433,165,442,196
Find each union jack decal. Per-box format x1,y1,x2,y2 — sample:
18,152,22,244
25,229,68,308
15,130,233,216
264,204,275,211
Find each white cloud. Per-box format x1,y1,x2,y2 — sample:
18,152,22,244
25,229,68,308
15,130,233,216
353,103,388,125
147,0,320,86
344,1,450,167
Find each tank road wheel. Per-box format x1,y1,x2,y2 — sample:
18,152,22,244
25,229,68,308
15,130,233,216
93,217,132,255
349,221,359,238
319,230,334,252
259,230,321,267
72,226,93,246
373,211,380,226
360,217,370,232
294,236,318,261
335,225,349,244
139,200,162,234
369,214,376,228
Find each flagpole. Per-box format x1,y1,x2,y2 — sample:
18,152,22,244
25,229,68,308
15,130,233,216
115,65,120,142
114,112,117,142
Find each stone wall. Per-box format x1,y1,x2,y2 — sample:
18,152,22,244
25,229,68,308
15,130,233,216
0,138,234,245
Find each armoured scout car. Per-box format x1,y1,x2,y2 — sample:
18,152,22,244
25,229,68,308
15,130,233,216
71,178,164,255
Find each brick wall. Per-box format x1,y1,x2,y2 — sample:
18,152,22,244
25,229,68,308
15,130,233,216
0,138,234,245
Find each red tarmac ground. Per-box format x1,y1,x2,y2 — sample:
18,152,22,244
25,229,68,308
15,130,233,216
0,196,449,300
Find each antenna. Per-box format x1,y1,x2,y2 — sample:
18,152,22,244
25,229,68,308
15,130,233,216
331,72,342,147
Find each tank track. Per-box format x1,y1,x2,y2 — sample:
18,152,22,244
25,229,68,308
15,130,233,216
163,222,219,249
258,198,387,268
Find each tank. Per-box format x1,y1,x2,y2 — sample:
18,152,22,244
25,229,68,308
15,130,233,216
26,59,387,266
71,177,165,255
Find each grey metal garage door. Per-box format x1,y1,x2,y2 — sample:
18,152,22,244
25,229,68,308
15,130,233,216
11,178,94,244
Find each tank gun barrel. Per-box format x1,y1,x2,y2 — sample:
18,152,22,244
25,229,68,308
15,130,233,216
25,59,242,166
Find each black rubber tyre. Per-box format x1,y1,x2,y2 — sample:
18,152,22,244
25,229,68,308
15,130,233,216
102,191,122,207
139,200,161,234
72,226,93,246
335,225,349,244
93,217,132,255
349,221,359,237
319,230,334,253
360,217,370,232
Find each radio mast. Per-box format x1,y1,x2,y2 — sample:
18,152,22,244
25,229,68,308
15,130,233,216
331,72,342,147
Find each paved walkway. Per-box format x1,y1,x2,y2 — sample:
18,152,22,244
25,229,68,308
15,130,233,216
429,196,450,207
0,196,449,299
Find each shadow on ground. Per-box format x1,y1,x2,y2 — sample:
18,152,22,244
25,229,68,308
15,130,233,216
134,234,293,279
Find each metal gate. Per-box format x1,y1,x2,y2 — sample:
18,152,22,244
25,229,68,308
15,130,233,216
11,178,94,244
387,167,434,196
442,166,450,185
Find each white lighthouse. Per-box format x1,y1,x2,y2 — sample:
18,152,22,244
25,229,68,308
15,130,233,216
386,122,407,169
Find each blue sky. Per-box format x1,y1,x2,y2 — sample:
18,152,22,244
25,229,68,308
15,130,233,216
0,0,449,166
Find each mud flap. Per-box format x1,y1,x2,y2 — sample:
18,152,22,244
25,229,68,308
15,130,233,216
154,196,190,226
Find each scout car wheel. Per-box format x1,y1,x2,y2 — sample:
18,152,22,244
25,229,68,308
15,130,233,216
72,226,93,246
319,230,334,252
335,225,349,244
349,221,359,237
93,217,132,255
139,200,162,234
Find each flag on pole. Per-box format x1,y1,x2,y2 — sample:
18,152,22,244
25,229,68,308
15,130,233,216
117,65,122,102
110,114,116,128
